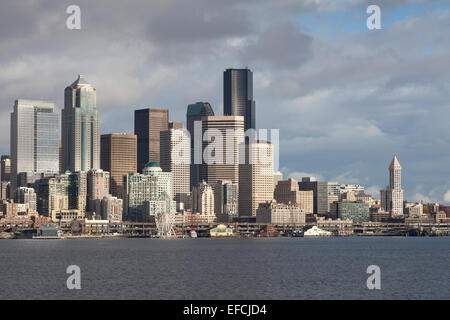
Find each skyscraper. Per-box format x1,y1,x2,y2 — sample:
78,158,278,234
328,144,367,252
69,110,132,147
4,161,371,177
199,116,245,186
10,99,59,191
186,102,214,190
100,133,137,199
160,122,190,209
134,108,168,171
239,140,274,217
61,75,99,172
380,155,404,216
223,68,256,131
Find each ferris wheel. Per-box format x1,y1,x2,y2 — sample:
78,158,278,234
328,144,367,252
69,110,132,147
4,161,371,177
155,193,175,238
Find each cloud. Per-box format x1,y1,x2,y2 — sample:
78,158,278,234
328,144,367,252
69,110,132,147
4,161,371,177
241,22,313,68
444,190,450,202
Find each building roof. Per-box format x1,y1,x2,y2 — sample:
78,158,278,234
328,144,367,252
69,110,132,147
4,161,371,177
68,75,93,89
390,155,401,169
186,102,214,117
146,162,159,168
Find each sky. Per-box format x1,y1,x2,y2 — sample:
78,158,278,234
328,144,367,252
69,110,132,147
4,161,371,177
1,0,450,203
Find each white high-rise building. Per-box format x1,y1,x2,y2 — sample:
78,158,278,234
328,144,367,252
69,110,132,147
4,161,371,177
239,140,274,217
380,155,403,216
10,99,59,191
160,123,190,209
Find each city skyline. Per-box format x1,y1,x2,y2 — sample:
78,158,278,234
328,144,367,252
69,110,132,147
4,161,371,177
1,1,450,203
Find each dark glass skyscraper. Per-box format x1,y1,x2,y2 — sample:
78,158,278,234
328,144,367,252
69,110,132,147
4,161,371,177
186,102,214,190
223,68,255,131
134,108,168,172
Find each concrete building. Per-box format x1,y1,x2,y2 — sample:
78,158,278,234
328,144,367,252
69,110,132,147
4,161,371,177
14,187,37,212
35,171,87,217
123,162,175,222
274,178,314,213
223,68,256,131
100,195,123,221
10,99,59,191
355,193,373,205
330,201,370,223
1,181,11,201
0,200,17,218
61,75,99,172
52,209,84,223
100,133,137,199
160,123,190,209
199,116,245,187
192,181,215,215
340,184,365,196
86,169,110,213
239,140,274,217
405,203,423,217
298,177,329,215
134,108,168,171
273,171,283,189
214,180,238,216
256,200,305,225
327,182,340,211
1,155,11,182
380,155,404,216
186,102,215,190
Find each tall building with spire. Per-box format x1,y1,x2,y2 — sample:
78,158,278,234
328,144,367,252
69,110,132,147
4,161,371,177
380,155,404,216
61,75,99,172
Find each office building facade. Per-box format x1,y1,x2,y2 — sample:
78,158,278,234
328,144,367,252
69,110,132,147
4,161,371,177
11,99,59,191
274,178,314,213
134,108,168,171
192,181,215,215
1,155,11,182
100,133,137,199
239,141,274,217
61,75,99,172
298,177,329,215
123,162,175,222
199,116,245,186
223,68,256,131
214,180,238,216
186,102,214,190
160,122,190,208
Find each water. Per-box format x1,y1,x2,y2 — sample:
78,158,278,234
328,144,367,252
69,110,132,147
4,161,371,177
0,237,448,300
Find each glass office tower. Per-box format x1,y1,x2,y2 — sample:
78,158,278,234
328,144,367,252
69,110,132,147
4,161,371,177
10,99,59,191
61,75,99,172
223,68,256,131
